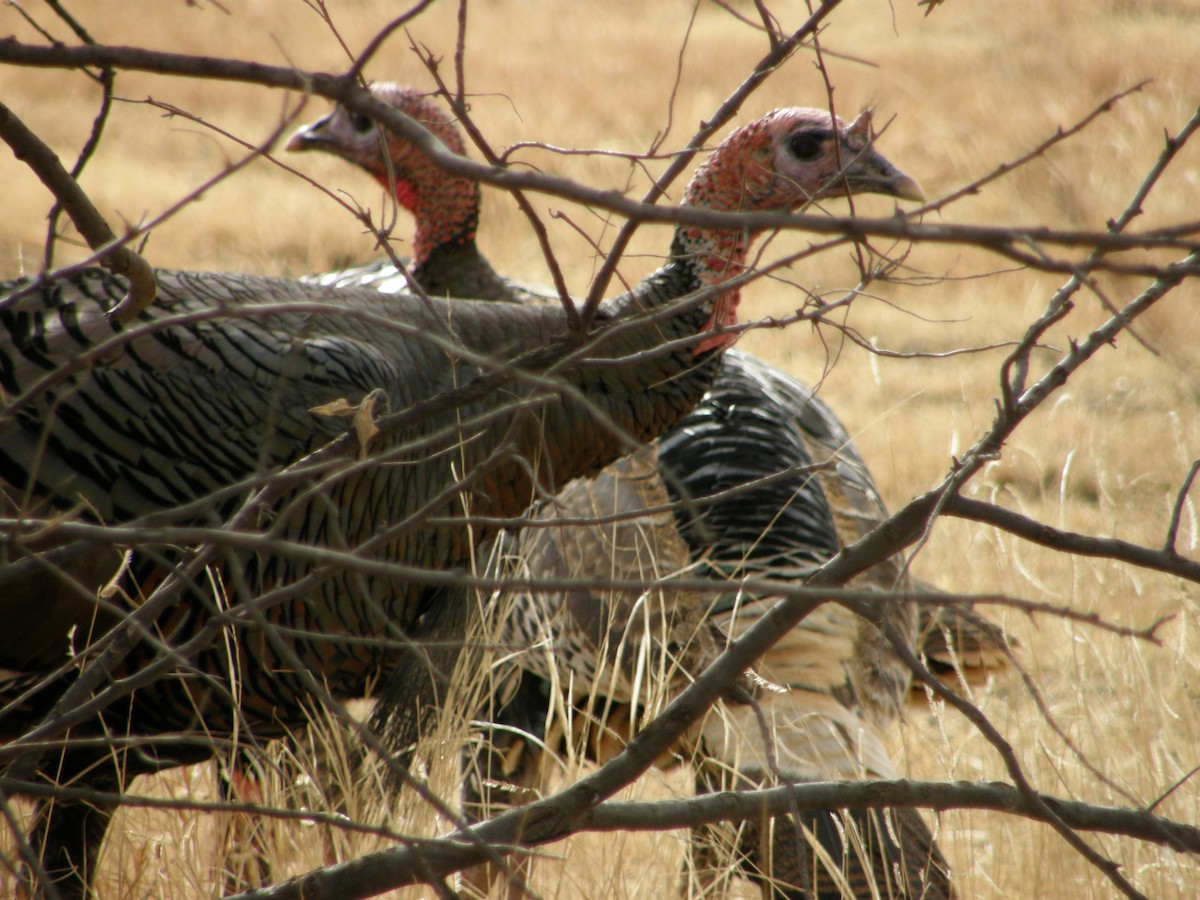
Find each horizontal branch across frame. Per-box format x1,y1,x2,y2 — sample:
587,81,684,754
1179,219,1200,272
220,776,1200,900
0,39,1198,279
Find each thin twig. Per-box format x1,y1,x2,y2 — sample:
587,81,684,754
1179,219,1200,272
413,41,579,326
578,0,842,322
344,0,438,81
1165,459,1200,554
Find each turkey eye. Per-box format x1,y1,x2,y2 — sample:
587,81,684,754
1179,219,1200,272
351,113,374,134
788,132,822,161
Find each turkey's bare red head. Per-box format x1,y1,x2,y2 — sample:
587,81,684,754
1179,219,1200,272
288,85,479,260
685,107,922,216
680,107,921,353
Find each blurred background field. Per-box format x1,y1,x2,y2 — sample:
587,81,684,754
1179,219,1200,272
2,0,1199,896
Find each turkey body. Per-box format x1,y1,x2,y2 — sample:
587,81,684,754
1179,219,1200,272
0,263,718,897
1,102,923,897
288,88,981,675
478,352,954,899
289,87,964,897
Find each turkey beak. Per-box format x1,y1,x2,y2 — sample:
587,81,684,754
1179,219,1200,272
286,113,335,153
834,110,924,203
844,147,924,203
876,165,924,202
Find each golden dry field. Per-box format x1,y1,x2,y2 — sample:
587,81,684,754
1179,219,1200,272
2,0,1200,897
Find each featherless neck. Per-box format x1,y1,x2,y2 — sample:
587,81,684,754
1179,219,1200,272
676,136,770,285
373,89,483,268
381,158,482,268
668,225,749,289
590,229,746,359
665,220,748,355
658,138,780,354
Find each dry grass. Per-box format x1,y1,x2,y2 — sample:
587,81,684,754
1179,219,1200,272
2,0,1200,896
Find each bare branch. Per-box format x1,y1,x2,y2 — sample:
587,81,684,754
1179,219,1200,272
0,38,1197,277
1166,459,1200,554
919,83,1149,218
588,780,1200,851
345,0,438,81
219,773,1200,899
944,494,1200,584
0,99,155,322
578,0,844,321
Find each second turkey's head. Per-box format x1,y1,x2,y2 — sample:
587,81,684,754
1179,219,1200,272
288,85,479,260
678,107,922,353
684,107,922,234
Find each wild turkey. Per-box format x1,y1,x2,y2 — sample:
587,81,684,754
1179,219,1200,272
0,104,919,898
290,83,1009,683
477,357,957,899
290,87,981,897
